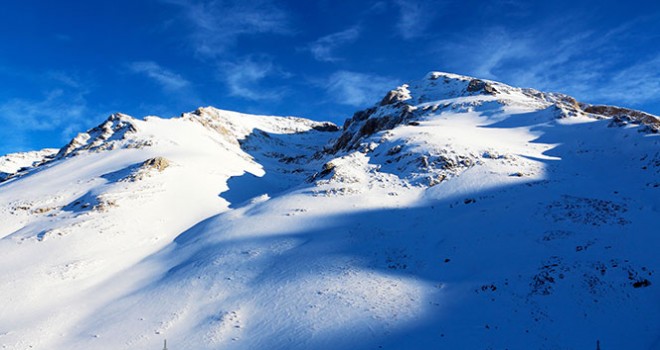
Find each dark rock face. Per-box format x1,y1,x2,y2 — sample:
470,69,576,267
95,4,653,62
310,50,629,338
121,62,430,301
331,132,354,153
311,123,340,132
331,103,416,153
359,116,398,137
467,79,497,94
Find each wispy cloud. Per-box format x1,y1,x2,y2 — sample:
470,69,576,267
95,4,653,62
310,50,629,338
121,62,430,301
393,0,439,40
596,55,660,105
0,90,86,131
220,57,288,100
306,26,361,62
128,61,190,92
325,71,399,107
163,0,290,57
435,18,660,109
0,81,90,152
439,27,535,80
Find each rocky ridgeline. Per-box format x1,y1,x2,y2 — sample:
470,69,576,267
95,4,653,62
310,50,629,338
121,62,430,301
56,113,146,159
313,72,660,188
331,72,659,155
3,72,658,190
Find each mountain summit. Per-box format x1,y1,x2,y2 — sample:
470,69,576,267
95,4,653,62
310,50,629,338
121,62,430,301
0,72,658,349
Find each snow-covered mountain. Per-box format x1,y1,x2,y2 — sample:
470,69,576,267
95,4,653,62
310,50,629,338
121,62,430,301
0,148,57,181
0,72,658,350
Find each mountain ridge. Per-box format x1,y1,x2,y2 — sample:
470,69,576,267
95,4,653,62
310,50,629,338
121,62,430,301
0,72,658,350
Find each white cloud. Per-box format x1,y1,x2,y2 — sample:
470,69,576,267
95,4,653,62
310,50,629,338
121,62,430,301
596,55,660,105
306,26,361,62
0,89,86,132
220,57,287,100
435,20,660,109
163,0,290,57
0,88,89,151
393,0,438,40
326,71,399,107
439,27,535,80
0,71,120,154
129,61,190,92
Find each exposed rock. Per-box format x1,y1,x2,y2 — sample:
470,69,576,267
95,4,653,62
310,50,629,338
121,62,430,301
307,161,336,182
311,123,340,132
33,207,58,215
331,104,415,153
582,105,660,133
386,145,403,156
142,157,170,172
419,155,430,168
466,79,497,94
348,107,377,126
318,162,336,178
331,132,354,153
57,113,139,158
380,85,411,106
93,197,118,212
428,174,446,186
360,117,388,137
185,108,239,145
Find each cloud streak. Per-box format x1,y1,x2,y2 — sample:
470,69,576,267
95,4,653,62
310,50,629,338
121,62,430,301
0,90,86,131
129,61,190,92
435,18,660,109
326,71,399,107
0,80,90,153
164,0,290,58
306,26,361,62
393,0,438,40
220,57,288,101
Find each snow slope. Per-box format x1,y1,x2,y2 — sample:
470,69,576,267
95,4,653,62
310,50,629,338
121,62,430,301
0,73,658,350
0,149,57,181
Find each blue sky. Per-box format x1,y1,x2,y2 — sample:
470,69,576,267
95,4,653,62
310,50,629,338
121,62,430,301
1,0,659,154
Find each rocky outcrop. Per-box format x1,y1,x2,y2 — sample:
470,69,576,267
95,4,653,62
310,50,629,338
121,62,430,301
581,105,660,132
379,85,412,106
466,79,498,94
142,157,170,172
311,123,340,132
121,157,171,182
519,89,659,133
56,113,141,158
331,102,415,153
183,107,239,145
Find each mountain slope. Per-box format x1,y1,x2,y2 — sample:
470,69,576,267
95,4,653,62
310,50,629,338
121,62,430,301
0,73,658,350
0,148,57,181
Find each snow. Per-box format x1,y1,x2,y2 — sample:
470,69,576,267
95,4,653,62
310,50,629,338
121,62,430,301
0,148,57,175
0,74,658,350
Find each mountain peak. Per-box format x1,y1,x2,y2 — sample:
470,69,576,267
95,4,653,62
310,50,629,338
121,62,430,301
56,112,141,158
331,72,658,155
1,71,658,350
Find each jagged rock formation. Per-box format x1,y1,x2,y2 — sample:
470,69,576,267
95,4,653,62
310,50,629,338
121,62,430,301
57,113,142,158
